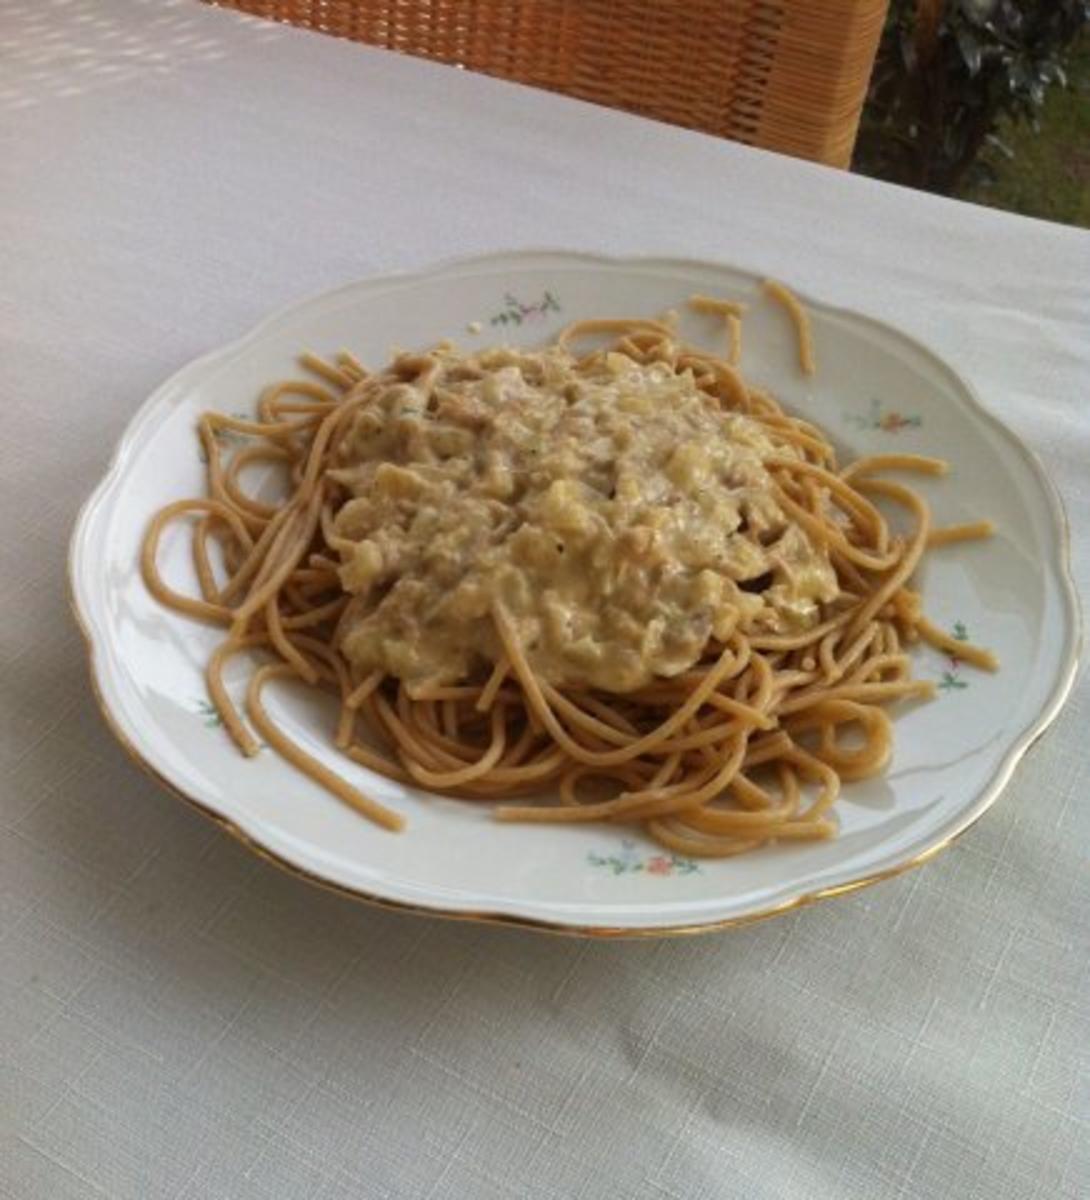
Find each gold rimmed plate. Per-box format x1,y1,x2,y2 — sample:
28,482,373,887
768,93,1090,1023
69,251,1080,935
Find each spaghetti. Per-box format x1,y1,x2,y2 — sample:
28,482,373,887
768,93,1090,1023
142,287,997,857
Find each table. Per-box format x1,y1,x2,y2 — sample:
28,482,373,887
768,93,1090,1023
2,2,1088,1196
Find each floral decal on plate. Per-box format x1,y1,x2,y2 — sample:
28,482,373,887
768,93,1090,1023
195,698,266,748
845,398,922,434
938,621,972,691
490,290,561,327
587,839,701,877
195,698,224,727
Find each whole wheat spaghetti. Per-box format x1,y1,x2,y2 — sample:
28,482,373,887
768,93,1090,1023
142,288,997,857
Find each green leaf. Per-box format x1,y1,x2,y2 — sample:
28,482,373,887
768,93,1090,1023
985,132,1015,158
957,28,984,76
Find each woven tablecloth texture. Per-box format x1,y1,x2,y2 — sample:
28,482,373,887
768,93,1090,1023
1,2,1088,1197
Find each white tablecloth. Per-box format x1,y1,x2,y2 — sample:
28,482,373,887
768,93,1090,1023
2,2,1088,1196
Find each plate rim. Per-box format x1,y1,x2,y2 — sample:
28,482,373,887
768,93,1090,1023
67,248,1083,937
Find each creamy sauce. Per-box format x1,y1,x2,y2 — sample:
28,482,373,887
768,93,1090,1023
330,345,838,692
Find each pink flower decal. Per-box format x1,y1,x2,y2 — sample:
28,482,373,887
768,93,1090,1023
587,841,701,876
846,399,922,434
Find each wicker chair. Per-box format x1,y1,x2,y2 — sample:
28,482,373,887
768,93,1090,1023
207,1,889,168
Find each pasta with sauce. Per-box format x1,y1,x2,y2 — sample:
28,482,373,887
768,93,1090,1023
141,283,997,857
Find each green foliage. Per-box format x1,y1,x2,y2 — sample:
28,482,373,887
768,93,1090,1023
854,1,1089,194
962,33,1090,225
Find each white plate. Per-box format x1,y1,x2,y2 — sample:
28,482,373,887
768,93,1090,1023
69,251,1080,935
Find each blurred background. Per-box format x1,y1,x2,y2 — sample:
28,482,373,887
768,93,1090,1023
208,0,1088,229
854,0,1088,228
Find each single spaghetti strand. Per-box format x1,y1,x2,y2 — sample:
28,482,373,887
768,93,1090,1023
247,663,404,831
142,499,252,624
927,521,995,547
475,656,510,713
206,635,267,757
764,278,816,375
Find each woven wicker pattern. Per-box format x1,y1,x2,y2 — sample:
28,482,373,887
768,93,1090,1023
206,1,888,167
